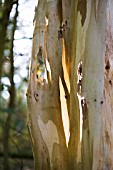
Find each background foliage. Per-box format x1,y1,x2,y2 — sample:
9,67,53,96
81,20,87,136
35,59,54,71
0,0,37,169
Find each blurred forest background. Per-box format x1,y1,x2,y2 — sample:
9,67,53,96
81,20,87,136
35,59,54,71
0,0,37,169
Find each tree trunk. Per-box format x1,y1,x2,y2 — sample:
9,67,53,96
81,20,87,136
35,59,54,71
27,0,113,169
3,2,18,170
0,0,16,80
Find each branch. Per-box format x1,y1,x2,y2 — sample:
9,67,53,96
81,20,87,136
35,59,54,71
14,36,32,40
0,152,33,159
9,136,23,170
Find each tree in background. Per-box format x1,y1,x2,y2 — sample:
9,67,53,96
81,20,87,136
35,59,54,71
2,2,18,169
0,0,34,170
27,0,113,169
0,1,19,169
0,0,17,80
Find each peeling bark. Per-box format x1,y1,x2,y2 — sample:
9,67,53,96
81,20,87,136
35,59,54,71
27,0,113,169
27,0,68,169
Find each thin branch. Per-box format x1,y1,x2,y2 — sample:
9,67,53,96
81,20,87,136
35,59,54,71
14,36,32,40
9,136,23,170
0,152,33,159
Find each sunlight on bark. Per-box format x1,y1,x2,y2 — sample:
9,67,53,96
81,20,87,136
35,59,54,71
59,77,70,147
27,0,113,169
45,59,51,82
45,16,49,26
77,94,83,143
62,39,70,93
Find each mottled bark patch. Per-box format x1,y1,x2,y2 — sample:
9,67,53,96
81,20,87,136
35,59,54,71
105,130,111,147
105,59,110,71
77,0,87,26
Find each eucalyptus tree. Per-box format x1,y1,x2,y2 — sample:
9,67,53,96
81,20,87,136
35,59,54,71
27,0,113,169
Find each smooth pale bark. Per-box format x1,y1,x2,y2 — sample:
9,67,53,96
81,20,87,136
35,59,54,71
76,1,107,169
27,0,113,170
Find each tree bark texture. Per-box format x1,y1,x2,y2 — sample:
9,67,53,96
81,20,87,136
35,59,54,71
27,0,113,169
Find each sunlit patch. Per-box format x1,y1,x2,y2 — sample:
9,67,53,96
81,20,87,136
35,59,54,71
45,59,51,83
59,77,70,147
77,61,83,142
77,93,83,142
1,77,11,86
14,74,21,84
19,68,28,78
62,39,70,92
1,90,10,100
45,16,49,26
45,59,50,72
